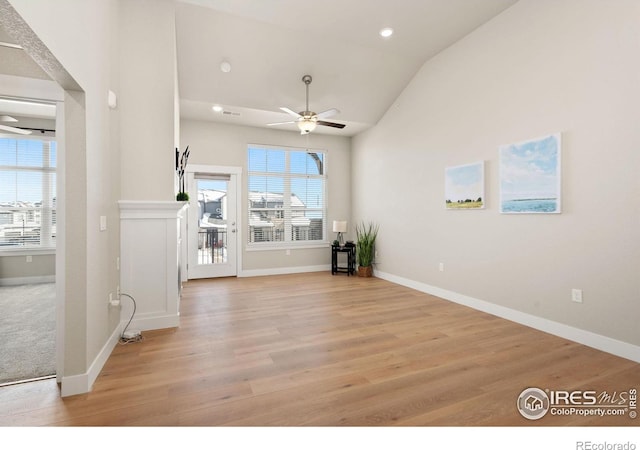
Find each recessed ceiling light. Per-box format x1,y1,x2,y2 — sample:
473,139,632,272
212,105,223,113
220,61,231,73
379,27,394,38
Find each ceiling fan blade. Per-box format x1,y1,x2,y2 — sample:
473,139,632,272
0,124,32,135
317,120,346,129
0,115,18,122
267,121,296,126
316,108,340,119
280,107,301,118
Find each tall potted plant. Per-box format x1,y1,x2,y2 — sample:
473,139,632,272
355,221,379,277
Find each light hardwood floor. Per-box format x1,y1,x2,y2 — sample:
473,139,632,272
1,272,638,426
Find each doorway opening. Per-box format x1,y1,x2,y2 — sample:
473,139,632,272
0,97,58,386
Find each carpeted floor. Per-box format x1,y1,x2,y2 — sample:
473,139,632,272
0,283,56,385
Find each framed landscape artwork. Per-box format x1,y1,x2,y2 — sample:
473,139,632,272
499,133,561,214
445,161,485,209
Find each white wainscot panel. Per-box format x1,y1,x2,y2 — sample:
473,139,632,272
119,201,187,331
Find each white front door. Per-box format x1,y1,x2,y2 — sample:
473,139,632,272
187,171,238,278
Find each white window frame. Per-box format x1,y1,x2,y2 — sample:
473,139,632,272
0,133,57,255
247,144,328,250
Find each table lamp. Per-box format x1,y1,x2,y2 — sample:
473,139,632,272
332,220,347,246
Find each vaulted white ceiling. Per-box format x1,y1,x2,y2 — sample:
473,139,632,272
1,1,520,136
177,0,519,136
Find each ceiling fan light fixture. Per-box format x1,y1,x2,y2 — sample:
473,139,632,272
267,75,345,133
297,117,317,134
212,105,223,113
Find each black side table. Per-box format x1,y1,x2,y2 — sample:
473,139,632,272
331,244,356,275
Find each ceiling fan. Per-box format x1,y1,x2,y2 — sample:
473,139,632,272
268,75,345,134
0,115,32,135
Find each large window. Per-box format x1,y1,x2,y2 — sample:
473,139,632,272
248,145,326,246
0,137,57,249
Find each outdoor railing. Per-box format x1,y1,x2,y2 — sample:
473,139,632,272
198,228,227,264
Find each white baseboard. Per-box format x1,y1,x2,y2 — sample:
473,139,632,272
239,264,330,278
60,311,179,397
0,275,55,286
60,322,121,397
375,270,640,364
128,312,180,332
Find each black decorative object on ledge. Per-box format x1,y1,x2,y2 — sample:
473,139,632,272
176,145,190,201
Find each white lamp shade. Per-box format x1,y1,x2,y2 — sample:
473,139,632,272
297,117,317,134
332,220,347,233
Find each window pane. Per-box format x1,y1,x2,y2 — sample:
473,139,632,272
291,213,323,241
248,176,284,205
248,146,325,245
17,140,44,167
0,171,16,203
50,142,57,168
0,208,41,247
290,151,323,175
248,147,286,173
248,174,266,194
0,139,17,165
291,177,323,208
0,138,56,249
48,173,57,202
267,150,285,173
290,151,307,175
248,147,266,172
16,171,42,204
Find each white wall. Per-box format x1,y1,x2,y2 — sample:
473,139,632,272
0,254,54,283
7,0,122,387
119,0,177,201
352,0,640,348
181,120,352,273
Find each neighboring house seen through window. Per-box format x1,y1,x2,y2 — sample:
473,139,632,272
0,136,57,250
248,145,326,246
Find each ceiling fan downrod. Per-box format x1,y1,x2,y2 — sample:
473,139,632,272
302,74,312,114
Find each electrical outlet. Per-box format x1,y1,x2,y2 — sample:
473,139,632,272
571,288,583,303
117,285,120,298
439,262,444,272
26,255,32,263
109,292,120,307
116,256,120,271
286,249,291,256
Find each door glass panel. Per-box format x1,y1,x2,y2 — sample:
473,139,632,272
196,178,228,265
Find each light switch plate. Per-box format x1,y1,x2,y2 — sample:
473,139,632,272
571,288,583,303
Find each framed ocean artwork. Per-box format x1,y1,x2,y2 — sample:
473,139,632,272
499,133,561,214
445,161,485,210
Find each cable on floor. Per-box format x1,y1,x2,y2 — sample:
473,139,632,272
118,292,144,345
